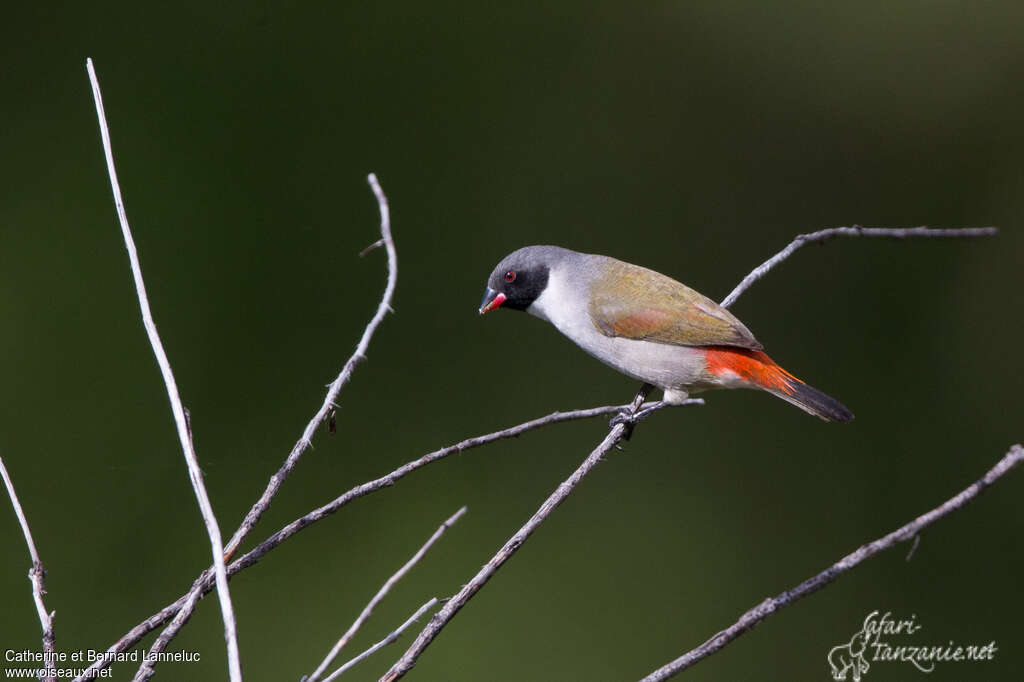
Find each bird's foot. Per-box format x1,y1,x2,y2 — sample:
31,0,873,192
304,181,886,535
633,401,670,422
609,408,638,440
609,401,666,439
608,398,705,439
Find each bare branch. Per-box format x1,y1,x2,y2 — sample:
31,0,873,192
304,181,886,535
74,402,626,680
126,172,396,680
720,225,997,309
306,507,468,682
1,456,56,682
380,386,698,681
322,598,439,682
130,577,204,682
226,172,397,559
77,212,998,681
378,224,1000,679
85,58,242,682
638,443,1024,682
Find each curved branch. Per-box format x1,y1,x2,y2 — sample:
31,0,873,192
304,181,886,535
639,444,1023,682
720,225,997,309
225,171,398,559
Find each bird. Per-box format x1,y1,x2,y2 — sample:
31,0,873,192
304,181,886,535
478,245,852,423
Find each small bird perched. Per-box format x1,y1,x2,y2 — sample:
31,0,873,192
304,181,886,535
479,245,852,423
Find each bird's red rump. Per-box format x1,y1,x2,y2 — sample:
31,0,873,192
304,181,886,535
701,346,800,394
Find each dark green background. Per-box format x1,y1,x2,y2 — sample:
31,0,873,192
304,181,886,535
2,2,1021,681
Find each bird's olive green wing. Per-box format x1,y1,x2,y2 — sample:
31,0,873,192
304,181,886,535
588,259,762,349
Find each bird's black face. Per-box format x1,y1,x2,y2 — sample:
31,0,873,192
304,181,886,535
479,247,553,314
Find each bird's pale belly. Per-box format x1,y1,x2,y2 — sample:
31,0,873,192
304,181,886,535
574,331,713,393
528,281,719,399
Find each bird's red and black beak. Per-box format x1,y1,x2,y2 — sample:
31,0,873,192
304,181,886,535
478,287,506,315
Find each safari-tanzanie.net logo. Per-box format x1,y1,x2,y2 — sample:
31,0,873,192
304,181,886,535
827,611,997,680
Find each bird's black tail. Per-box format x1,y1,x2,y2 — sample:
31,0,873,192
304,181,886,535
765,379,854,423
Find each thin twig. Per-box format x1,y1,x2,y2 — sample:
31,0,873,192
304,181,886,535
905,534,920,562
322,598,439,682
306,507,468,682
85,58,242,682
720,225,997,309
73,402,626,681
130,172,397,680
638,444,1024,682
380,385,677,681
130,577,204,682
132,415,206,682
1,456,56,682
226,172,397,559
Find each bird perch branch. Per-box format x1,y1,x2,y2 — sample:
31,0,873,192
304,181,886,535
75,401,636,680
379,386,694,681
86,57,243,682
638,443,1024,682
380,224,1000,680
1,455,56,682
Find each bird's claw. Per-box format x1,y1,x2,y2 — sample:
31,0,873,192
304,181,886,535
609,408,639,440
609,400,676,440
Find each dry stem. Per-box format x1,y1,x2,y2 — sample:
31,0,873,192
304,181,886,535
638,444,1023,681
86,57,242,682
1,455,56,682
306,507,467,682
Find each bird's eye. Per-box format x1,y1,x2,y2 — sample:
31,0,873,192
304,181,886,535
504,270,516,283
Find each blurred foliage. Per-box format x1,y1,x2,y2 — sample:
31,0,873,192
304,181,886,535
1,2,1021,681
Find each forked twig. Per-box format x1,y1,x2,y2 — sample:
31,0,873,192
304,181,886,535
380,385,673,680
323,599,439,682
1,455,56,682
126,173,397,680
306,507,467,682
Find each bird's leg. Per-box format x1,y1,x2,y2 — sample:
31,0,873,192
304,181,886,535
638,397,706,419
633,401,670,421
609,396,705,435
609,383,655,439
609,400,669,428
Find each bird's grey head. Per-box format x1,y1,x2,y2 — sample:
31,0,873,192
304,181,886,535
478,245,573,314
